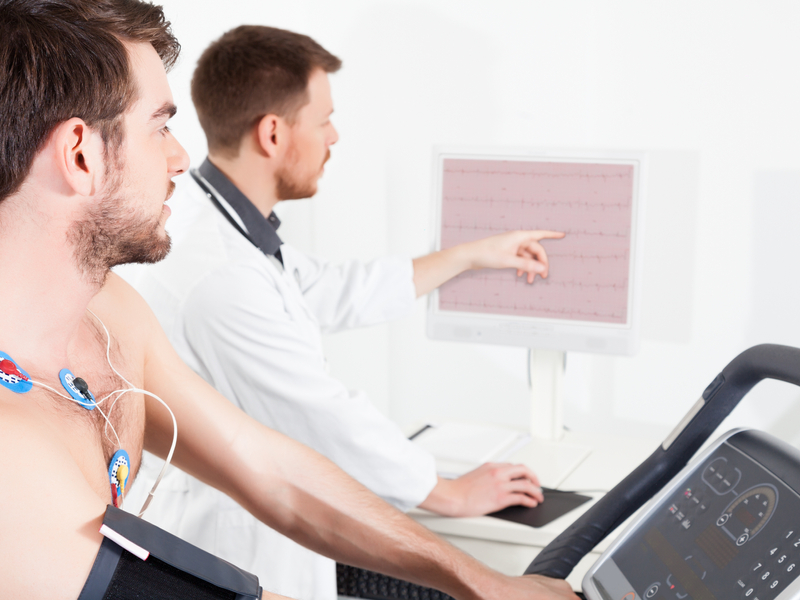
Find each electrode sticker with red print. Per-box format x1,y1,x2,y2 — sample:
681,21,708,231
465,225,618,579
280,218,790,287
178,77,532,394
0,352,32,394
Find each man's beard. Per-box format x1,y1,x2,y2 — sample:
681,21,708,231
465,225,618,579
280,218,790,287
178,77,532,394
68,171,173,286
275,145,330,201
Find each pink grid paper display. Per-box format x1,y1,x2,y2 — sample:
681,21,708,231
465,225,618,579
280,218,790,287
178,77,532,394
438,157,635,324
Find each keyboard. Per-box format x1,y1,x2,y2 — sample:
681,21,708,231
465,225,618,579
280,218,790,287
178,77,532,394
336,564,456,600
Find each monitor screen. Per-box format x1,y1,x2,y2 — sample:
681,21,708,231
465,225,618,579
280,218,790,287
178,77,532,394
427,148,646,355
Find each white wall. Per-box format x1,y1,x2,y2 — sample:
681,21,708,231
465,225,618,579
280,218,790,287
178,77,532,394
153,0,800,446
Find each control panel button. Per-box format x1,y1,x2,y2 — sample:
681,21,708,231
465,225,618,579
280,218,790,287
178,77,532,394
703,458,743,494
644,583,659,598
717,514,730,526
751,561,764,573
737,533,750,546
786,562,796,573
769,578,780,590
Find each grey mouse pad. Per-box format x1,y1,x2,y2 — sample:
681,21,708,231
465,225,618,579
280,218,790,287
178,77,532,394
488,487,591,528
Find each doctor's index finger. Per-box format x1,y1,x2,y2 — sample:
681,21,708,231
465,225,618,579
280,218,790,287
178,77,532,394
523,229,566,241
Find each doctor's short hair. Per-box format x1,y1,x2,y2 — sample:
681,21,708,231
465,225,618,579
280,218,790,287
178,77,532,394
0,0,180,202
191,25,342,158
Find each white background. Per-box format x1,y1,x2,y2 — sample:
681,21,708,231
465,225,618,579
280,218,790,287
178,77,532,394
147,0,800,446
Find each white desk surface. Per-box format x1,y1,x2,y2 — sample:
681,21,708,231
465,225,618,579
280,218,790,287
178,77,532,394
409,431,663,588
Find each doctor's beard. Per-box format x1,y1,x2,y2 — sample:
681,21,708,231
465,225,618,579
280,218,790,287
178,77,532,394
276,147,331,201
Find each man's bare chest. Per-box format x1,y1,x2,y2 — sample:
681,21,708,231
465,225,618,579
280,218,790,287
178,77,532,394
0,323,147,505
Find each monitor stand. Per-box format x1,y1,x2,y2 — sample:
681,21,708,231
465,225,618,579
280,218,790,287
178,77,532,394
521,349,592,488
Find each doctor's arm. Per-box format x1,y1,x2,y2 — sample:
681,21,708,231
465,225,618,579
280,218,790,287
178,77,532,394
140,317,577,599
412,229,565,297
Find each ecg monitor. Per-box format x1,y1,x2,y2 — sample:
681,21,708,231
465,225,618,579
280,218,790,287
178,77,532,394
427,147,646,355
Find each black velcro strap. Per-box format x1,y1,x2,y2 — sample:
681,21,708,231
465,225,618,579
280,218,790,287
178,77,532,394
102,551,237,600
79,506,260,600
102,506,259,597
79,537,123,600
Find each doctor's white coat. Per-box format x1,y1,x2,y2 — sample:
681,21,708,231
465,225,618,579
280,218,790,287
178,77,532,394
126,178,438,600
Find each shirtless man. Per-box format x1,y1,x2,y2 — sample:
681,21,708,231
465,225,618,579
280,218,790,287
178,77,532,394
0,1,578,598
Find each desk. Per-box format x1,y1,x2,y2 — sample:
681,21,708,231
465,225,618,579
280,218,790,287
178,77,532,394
410,431,662,590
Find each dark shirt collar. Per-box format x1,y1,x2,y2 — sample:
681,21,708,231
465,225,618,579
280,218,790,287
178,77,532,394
198,158,283,259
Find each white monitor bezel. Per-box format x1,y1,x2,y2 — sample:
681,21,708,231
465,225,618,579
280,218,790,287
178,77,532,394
426,146,647,356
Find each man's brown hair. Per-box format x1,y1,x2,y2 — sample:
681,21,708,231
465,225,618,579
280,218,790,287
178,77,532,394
0,0,180,202
192,25,341,157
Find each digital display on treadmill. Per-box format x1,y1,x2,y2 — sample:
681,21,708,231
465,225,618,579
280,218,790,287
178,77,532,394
590,441,800,600
735,505,758,528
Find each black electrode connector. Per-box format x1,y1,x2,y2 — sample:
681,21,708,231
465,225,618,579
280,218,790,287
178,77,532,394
72,377,91,400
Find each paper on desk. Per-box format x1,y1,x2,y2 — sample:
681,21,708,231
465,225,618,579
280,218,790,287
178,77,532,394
411,422,530,478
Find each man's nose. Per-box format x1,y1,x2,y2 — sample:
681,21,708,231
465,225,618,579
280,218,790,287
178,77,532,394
169,136,190,175
328,123,339,147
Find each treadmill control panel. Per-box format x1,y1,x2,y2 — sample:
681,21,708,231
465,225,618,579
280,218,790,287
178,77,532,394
586,431,800,600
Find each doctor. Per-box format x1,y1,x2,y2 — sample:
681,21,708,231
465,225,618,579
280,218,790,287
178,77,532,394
131,24,564,600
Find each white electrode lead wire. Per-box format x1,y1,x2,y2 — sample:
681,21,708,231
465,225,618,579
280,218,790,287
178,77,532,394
87,309,178,517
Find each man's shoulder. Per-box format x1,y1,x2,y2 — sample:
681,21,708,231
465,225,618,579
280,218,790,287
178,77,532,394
95,272,154,319
91,272,161,352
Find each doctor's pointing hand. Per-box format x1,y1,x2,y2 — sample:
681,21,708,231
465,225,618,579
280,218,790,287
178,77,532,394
413,229,566,296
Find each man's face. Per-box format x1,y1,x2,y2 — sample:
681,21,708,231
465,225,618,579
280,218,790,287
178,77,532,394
70,41,189,279
275,68,339,200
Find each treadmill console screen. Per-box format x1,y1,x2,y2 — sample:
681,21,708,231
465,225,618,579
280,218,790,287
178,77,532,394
588,431,800,600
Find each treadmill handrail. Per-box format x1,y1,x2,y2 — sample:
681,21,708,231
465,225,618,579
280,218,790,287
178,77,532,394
524,343,800,578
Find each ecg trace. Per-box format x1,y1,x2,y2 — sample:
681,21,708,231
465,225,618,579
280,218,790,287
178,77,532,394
438,158,635,324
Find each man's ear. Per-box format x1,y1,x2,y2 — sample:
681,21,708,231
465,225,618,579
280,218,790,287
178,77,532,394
255,114,284,159
52,118,106,197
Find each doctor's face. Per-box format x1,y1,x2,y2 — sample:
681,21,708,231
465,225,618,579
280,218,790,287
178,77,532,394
275,69,339,200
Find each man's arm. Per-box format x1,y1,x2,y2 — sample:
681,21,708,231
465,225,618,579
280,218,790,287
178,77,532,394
131,288,576,599
412,230,565,297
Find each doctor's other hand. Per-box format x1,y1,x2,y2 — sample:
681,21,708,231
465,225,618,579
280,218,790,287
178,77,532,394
418,462,543,518
463,229,565,284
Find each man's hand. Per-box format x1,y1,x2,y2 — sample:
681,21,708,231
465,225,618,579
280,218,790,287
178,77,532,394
462,230,565,283
419,463,544,518
413,229,565,297
490,574,581,600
